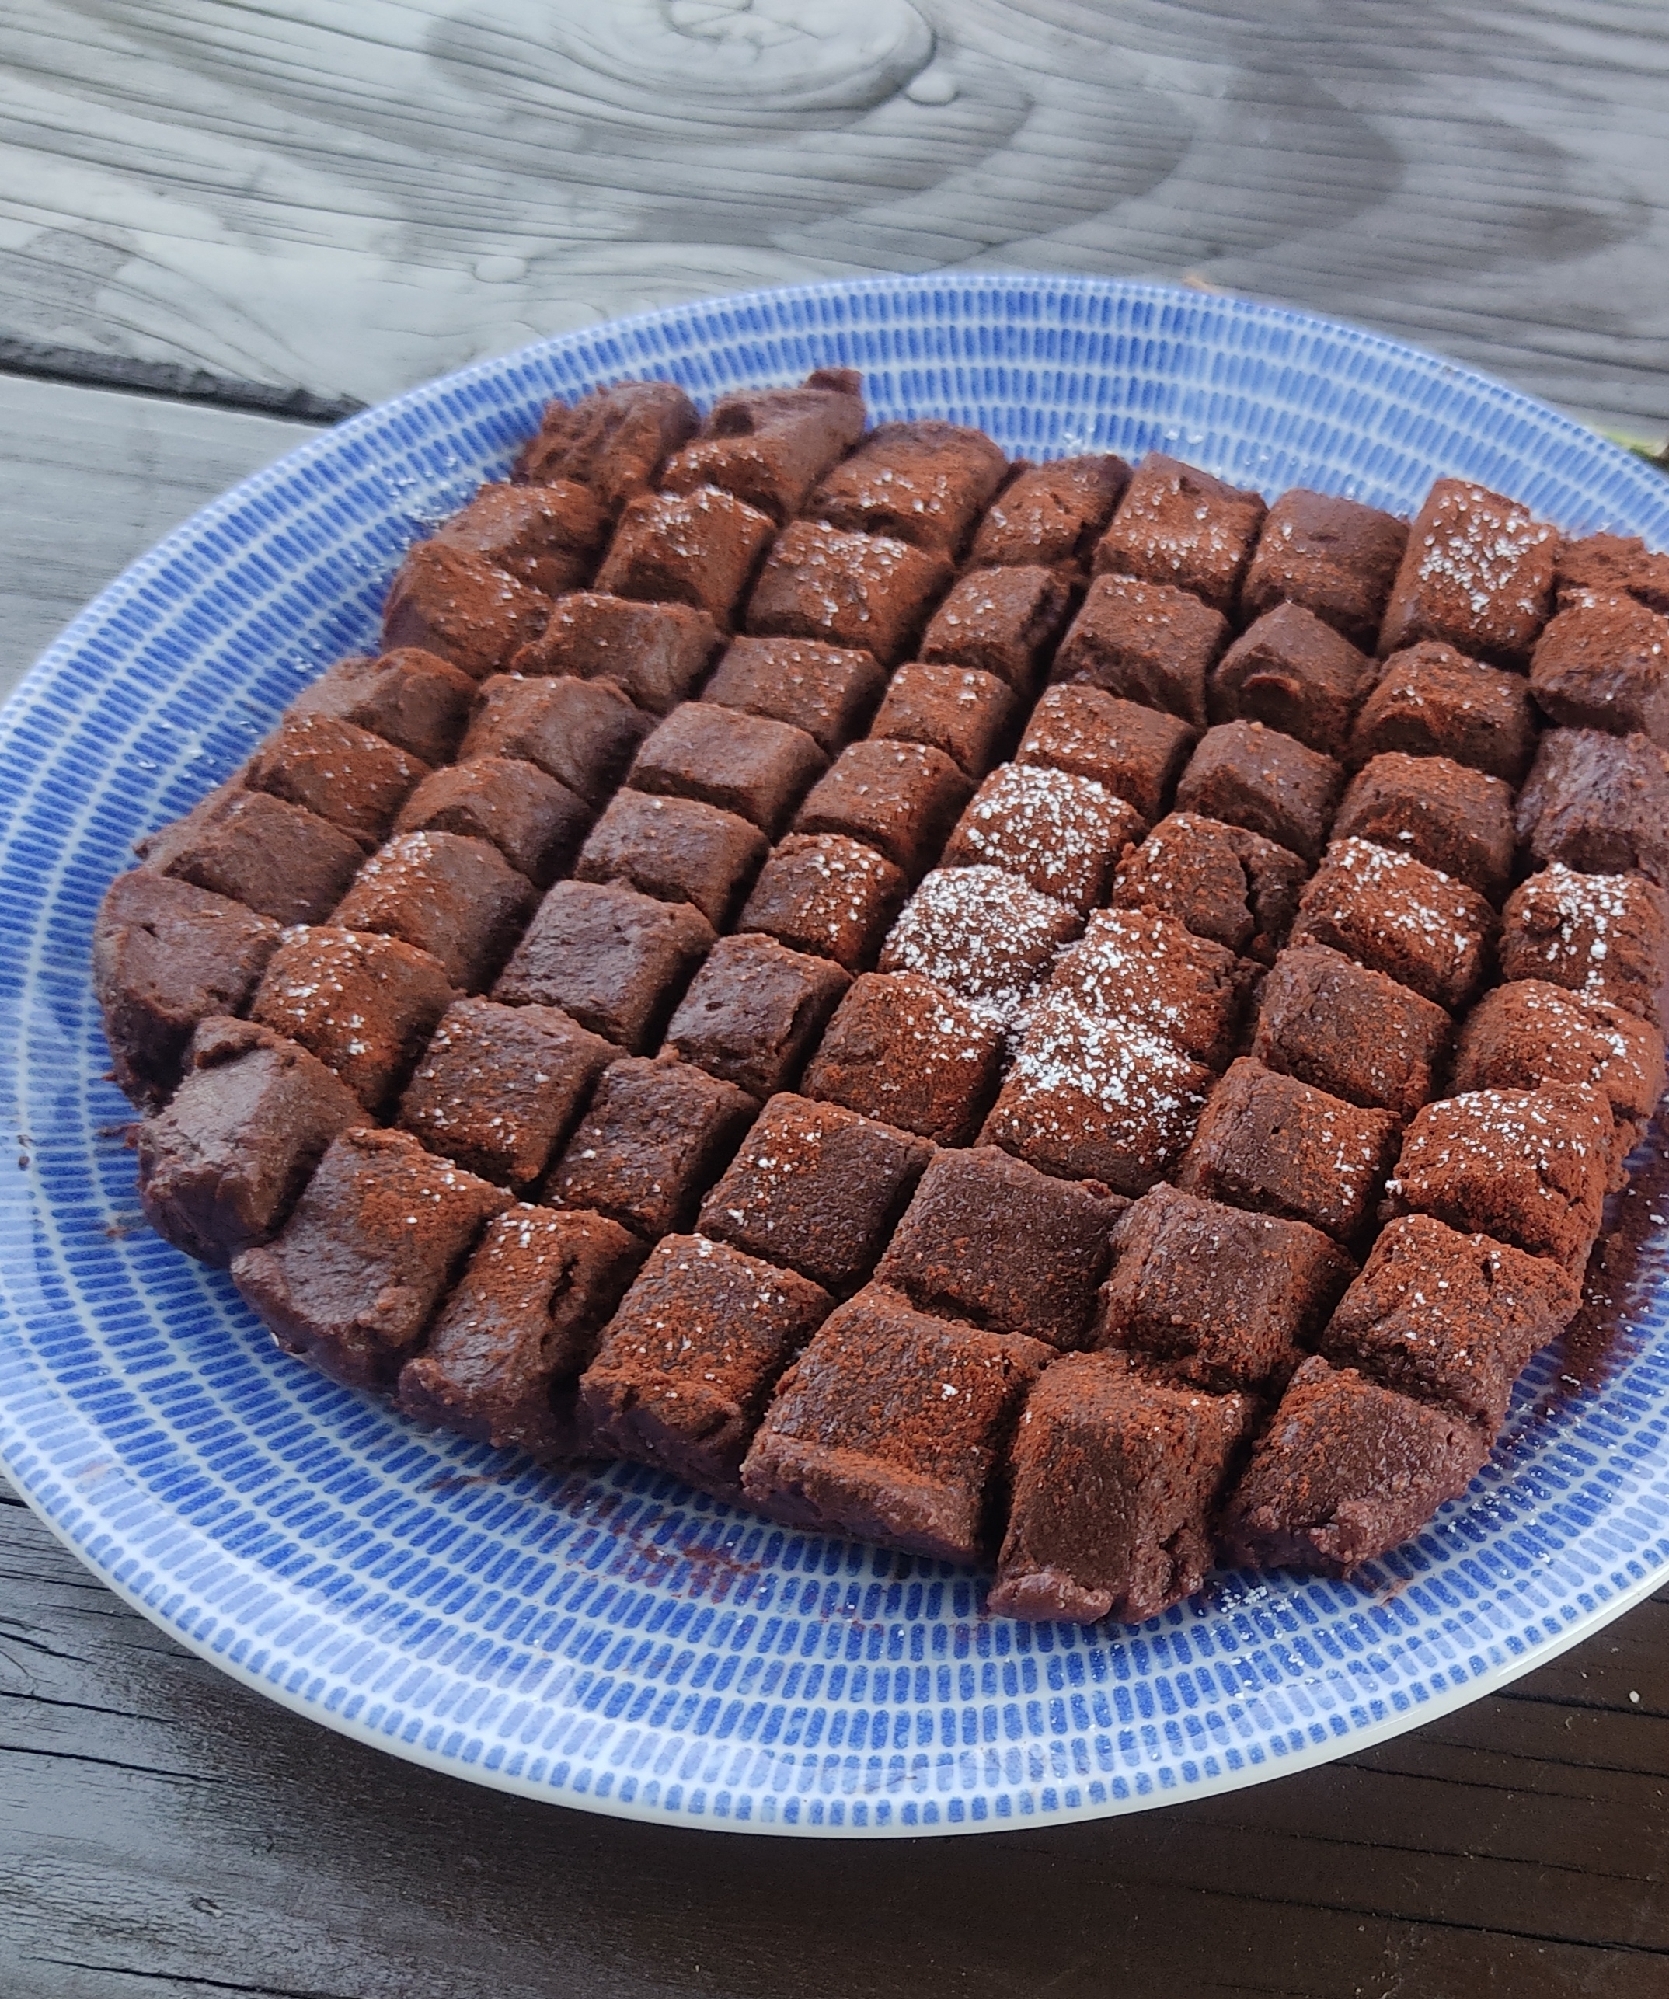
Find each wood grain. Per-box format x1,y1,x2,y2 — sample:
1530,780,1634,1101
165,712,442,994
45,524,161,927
0,1,1665,432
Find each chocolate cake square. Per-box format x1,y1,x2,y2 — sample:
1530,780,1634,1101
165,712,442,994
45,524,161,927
1500,863,1669,1028
1379,477,1558,668
746,520,953,669
1176,1057,1399,1246
1016,684,1197,822
660,369,867,524
241,713,429,843
981,994,1215,1195
512,379,698,513
510,591,722,715
1517,728,1669,891
790,738,971,879
701,635,886,757
287,647,476,768
876,1145,1127,1350
429,479,609,596
662,932,850,1102
250,924,454,1112
1347,641,1538,785
808,419,1008,555
991,1351,1254,1623
942,764,1142,912
231,1125,510,1391
1292,837,1497,1011
1217,1355,1489,1576
698,1093,932,1297
1384,1083,1613,1270
138,784,368,927
1555,532,1669,617
381,541,552,681
397,996,613,1190
1051,573,1228,728
1208,602,1377,753
1108,811,1307,965
395,755,589,889
800,970,1006,1146
1047,907,1250,1069
1097,1182,1353,1393
1173,720,1343,864
1252,942,1451,1121
868,660,1017,780
1333,751,1516,904
736,832,906,973
136,1017,362,1266
580,1234,833,1501
1240,488,1410,651
495,879,714,1053
575,789,768,930
627,702,826,837
593,485,776,627
739,1286,1050,1564
397,1204,644,1463
969,454,1131,573
334,829,535,993
879,865,1082,1027
1529,592,1669,747
545,1053,755,1240
93,871,282,1109
918,566,1074,693
1318,1213,1581,1429
1092,453,1267,616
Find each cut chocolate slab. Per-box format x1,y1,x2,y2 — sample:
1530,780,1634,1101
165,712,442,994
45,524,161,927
918,565,1074,692
1093,453,1267,616
576,789,767,930
942,764,1141,913
981,993,1215,1195
660,369,867,524
397,996,613,1190
1208,601,1377,753
1333,751,1515,904
287,647,476,767
580,1234,833,1501
1293,837,1497,1011
746,520,953,669
334,830,535,993
398,1204,644,1463
992,1352,1254,1623
1252,942,1451,1121
808,419,1008,555
462,672,650,806
510,591,722,715
1384,1083,1612,1270
1052,572,1228,728
1347,641,1538,784
869,661,1016,780
1500,863,1669,1029
1108,811,1306,966
394,754,589,889
1217,1355,1489,1576
138,784,367,927
93,870,282,1110
512,379,698,512
241,713,429,843
1097,1182,1353,1393
494,880,714,1053
698,1093,932,1297
1174,720,1343,864
594,485,776,627
791,738,971,879
231,1126,509,1391
1047,907,1249,1069
381,541,551,680
877,1145,1127,1350
428,479,609,596
545,1053,755,1240
1529,591,1669,746
1240,488,1410,651
970,454,1131,572
701,635,886,757
662,932,850,1103
1016,684,1196,822
1379,477,1558,668
1555,532,1669,617
1176,1057,1399,1247
736,832,906,973
801,970,1006,1146
879,865,1082,1027
627,702,826,838
137,1017,361,1266
1318,1213,1581,1429
249,924,453,1113
1516,728,1669,889
740,1285,1050,1564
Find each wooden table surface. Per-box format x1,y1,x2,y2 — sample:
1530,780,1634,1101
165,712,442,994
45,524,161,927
3,6,1669,1994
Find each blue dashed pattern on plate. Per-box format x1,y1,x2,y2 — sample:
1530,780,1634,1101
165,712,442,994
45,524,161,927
4,275,1669,1837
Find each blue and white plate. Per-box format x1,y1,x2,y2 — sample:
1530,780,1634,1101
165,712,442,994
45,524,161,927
4,276,1669,1839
